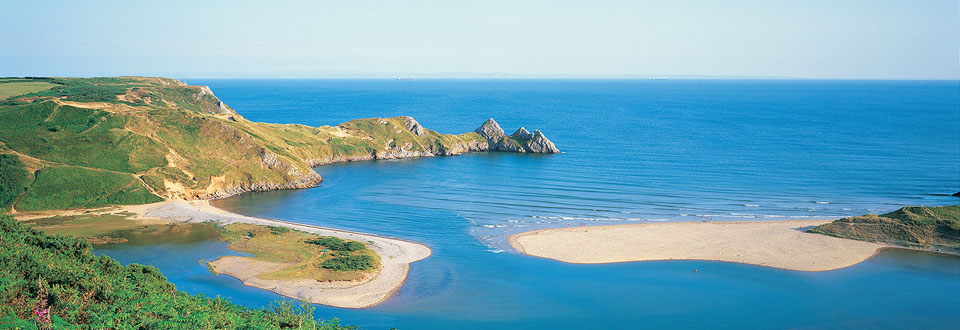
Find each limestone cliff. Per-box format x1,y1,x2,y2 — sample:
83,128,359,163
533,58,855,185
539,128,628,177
474,118,561,153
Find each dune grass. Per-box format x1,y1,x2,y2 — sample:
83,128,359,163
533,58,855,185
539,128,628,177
218,223,380,282
811,205,960,251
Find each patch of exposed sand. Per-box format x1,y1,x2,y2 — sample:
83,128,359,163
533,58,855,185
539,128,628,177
508,220,886,272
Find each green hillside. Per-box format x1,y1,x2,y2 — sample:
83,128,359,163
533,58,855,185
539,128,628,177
0,77,544,212
810,205,960,251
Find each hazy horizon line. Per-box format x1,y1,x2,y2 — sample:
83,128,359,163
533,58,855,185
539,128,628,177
6,72,959,81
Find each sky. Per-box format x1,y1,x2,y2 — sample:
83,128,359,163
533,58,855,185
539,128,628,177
1,0,958,79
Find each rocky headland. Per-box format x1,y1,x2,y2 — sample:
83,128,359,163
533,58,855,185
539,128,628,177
0,77,561,211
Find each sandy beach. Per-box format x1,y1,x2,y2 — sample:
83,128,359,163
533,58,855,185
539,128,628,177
51,200,432,308
508,220,887,272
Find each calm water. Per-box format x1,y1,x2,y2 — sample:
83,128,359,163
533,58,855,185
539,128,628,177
101,79,960,329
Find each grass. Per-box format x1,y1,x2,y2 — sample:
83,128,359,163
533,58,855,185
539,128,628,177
810,205,960,250
0,154,30,210
0,80,58,99
26,213,222,246
0,101,168,173
15,166,162,211
218,223,380,282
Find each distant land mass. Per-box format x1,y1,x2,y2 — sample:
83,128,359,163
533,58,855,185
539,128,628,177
0,77,559,212
166,72,802,80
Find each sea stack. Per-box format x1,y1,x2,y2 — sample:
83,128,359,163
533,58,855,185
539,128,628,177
474,118,561,153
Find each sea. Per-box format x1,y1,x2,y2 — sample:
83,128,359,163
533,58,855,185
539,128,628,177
96,79,960,329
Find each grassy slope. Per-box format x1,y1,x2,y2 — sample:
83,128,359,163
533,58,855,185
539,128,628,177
0,77,488,211
810,205,960,251
0,215,355,329
0,79,57,99
217,223,379,281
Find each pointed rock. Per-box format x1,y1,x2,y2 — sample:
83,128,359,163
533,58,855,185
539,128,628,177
402,116,425,136
510,127,532,139
528,130,561,153
475,118,506,140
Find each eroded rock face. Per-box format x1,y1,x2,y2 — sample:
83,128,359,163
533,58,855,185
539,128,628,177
205,117,558,200
475,118,506,139
474,118,560,153
403,116,426,136
510,127,532,139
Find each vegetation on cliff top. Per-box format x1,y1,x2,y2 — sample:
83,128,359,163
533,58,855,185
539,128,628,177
0,76,521,212
0,215,356,329
810,205,960,251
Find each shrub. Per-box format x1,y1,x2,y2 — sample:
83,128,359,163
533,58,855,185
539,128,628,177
267,225,291,235
321,255,375,272
305,236,365,252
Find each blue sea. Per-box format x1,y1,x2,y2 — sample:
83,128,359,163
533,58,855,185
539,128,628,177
98,79,960,329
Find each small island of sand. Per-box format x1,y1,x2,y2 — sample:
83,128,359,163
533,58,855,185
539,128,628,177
508,220,887,271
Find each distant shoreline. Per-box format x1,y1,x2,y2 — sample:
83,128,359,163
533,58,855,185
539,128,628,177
508,220,895,272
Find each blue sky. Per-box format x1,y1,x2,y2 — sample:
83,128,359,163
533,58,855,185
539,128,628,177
1,0,957,79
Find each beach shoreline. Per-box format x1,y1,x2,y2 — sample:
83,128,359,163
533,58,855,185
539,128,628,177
508,220,892,272
18,200,432,309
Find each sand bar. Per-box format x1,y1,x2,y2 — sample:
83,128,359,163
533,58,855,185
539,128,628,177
508,220,886,271
25,200,431,308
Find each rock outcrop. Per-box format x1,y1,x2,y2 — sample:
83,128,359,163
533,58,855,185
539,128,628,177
402,116,426,136
474,118,561,153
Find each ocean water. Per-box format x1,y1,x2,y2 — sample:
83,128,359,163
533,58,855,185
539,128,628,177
101,79,960,329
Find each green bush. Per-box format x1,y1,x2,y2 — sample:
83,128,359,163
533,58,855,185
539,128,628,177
267,226,291,235
305,236,365,252
321,255,375,272
0,215,357,329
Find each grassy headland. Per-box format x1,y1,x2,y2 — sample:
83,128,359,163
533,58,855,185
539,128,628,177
0,76,555,212
810,205,960,252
